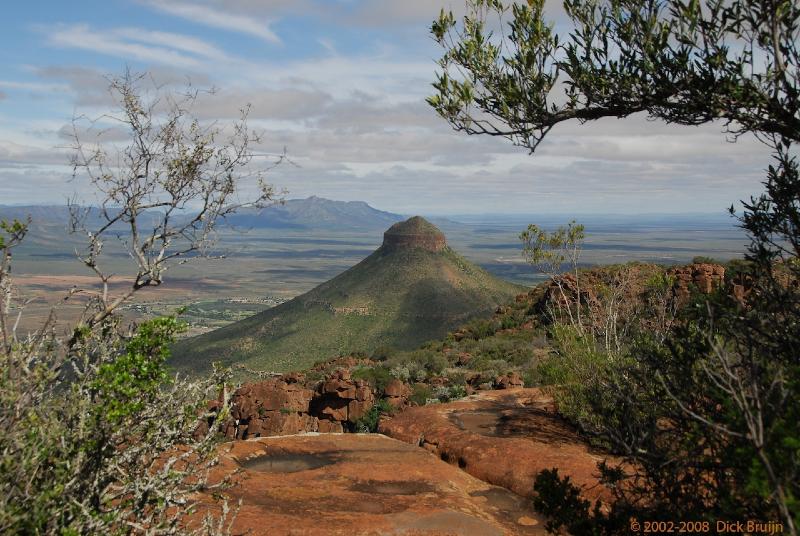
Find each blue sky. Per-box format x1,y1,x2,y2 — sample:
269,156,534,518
0,0,772,215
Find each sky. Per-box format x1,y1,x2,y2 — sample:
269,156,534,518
0,0,774,216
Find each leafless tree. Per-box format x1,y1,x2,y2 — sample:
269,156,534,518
66,70,283,344
0,70,286,535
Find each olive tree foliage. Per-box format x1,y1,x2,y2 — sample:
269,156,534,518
429,0,798,151
0,72,283,535
430,0,799,533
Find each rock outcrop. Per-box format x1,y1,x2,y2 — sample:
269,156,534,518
668,263,725,302
383,378,411,408
382,216,446,252
222,369,380,439
379,388,618,504
494,372,524,390
311,369,375,432
224,374,316,439
542,273,601,311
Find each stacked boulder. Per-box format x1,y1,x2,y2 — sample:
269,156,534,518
222,369,394,439
494,372,524,390
311,369,375,433
225,373,316,439
383,378,412,409
668,263,725,302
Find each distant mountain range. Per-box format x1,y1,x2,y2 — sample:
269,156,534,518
0,196,404,233
170,217,523,376
219,196,404,230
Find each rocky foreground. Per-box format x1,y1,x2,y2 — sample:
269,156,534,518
193,388,615,535
203,434,547,535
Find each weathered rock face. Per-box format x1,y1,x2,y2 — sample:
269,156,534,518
225,374,316,439
379,388,618,505
668,263,725,302
224,369,379,439
494,372,524,390
311,369,375,428
382,216,446,252
383,378,411,408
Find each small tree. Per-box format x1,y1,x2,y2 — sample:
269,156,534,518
0,71,283,535
520,220,585,327
67,70,281,341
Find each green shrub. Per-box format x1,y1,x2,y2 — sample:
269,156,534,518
532,468,625,535
354,398,393,433
691,255,720,265
500,313,522,330
448,384,467,400
409,384,432,406
533,469,591,534
351,365,393,394
536,323,628,438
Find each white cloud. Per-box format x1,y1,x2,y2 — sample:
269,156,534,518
10,2,776,215
0,140,64,166
45,24,228,69
144,1,282,44
0,80,69,93
352,0,469,27
193,87,334,120
115,28,229,60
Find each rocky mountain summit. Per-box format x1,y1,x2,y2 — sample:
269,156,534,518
382,215,447,252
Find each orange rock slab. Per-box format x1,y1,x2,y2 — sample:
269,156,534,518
201,433,547,535
379,388,616,504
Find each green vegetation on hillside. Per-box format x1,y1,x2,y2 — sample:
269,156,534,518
171,233,523,377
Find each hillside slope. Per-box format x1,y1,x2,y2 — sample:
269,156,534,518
170,217,523,375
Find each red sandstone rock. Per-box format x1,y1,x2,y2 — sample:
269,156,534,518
668,263,725,302
317,419,343,433
384,378,408,397
452,329,468,341
379,388,618,505
224,369,380,438
427,376,449,388
227,377,317,439
313,370,376,424
383,378,411,408
455,352,472,366
494,372,524,390
320,369,358,398
193,434,548,535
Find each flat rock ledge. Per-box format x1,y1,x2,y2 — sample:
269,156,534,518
196,433,547,535
378,388,617,503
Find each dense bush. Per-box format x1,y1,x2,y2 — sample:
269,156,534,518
354,399,393,433
409,383,433,406
351,365,393,394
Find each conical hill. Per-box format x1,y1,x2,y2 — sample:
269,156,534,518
170,217,523,376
